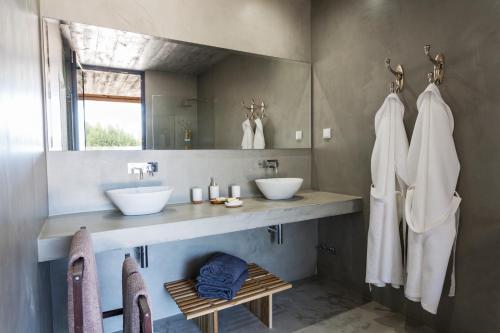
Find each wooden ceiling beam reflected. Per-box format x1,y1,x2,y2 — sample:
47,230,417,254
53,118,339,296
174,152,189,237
77,93,141,104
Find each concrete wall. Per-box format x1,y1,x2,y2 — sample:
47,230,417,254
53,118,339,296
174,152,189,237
0,0,51,332
311,0,500,332
40,0,311,62
198,54,311,149
144,70,198,149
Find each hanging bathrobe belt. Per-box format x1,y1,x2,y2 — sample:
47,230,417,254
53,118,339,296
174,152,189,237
395,175,407,272
405,187,461,233
404,188,461,296
449,206,460,297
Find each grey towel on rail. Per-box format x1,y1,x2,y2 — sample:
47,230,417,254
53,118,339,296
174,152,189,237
124,269,152,333
67,228,104,333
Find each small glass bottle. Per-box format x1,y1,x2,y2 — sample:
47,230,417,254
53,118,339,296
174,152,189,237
209,177,219,200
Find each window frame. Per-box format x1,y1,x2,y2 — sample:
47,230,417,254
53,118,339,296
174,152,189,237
76,64,146,150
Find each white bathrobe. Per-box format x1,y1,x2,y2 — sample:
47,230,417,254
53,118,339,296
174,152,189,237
253,118,266,149
366,93,409,288
405,83,461,314
241,119,254,149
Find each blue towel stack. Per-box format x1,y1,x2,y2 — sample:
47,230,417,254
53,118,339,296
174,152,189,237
195,253,248,300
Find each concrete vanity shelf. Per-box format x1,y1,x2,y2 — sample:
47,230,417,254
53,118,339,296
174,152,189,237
164,263,292,333
37,191,362,262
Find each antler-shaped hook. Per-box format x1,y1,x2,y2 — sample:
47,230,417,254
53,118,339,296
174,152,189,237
242,98,258,119
259,101,266,119
424,45,438,65
424,44,445,84
385,58,403,79
385,58,404,93
241,99,254,110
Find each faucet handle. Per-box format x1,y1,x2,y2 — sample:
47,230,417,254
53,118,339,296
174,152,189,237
146,162,158,176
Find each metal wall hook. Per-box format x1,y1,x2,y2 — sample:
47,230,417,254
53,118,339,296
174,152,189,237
389,82,396,94
424,45,445,84
242,98,266,120
385,58,404,93
426,72,434,83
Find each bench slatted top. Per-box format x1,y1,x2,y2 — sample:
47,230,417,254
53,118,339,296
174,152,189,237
164,263,292,320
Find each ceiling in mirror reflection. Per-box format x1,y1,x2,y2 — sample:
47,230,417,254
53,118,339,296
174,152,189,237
62,22,230,74
77,69,141,97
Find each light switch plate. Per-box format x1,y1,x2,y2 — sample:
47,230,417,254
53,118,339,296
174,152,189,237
295,130,303,141
323,128,332,140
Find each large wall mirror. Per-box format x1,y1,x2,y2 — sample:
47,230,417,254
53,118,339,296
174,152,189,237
42,18,311,151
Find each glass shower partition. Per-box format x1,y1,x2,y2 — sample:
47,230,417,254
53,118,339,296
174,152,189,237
150,95,198,150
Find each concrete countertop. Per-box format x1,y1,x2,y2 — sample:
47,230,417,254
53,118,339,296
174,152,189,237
38,191,362,262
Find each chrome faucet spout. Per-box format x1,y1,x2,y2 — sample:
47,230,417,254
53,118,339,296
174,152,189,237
131,167,144,180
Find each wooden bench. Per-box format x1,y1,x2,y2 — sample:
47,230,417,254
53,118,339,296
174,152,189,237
164,263,292,333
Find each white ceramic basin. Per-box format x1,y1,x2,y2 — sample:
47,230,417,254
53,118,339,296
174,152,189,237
255,178,303,200
106,186,174,215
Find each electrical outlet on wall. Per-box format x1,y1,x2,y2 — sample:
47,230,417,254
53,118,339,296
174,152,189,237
295,130,303,141
322,128,332,141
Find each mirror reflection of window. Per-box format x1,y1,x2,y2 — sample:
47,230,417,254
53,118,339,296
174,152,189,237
76,68,144,150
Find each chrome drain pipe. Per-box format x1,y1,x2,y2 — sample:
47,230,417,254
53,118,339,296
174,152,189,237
268,224,283,244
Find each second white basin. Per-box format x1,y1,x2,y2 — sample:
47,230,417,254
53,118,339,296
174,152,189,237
106,185,174,215
255,178,303,200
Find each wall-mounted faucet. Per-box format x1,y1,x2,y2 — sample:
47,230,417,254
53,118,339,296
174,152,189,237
128,162,158,180
259,159,279,175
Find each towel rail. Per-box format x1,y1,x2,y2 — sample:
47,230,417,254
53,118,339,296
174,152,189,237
102,308,123,318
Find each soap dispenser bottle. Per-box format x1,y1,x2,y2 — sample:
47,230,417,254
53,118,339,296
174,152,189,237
209,177,220,200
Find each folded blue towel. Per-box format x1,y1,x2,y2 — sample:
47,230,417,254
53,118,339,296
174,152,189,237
198,253,247,285
196,270,248,300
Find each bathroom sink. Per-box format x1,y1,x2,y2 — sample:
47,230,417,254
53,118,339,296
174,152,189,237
106,186,174,215
255,178,303,200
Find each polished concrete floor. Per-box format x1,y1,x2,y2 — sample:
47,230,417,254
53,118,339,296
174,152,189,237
152,277,435,333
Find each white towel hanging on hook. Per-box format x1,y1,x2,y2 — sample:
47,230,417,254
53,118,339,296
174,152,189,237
241,119,254,149
253,118,265,149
